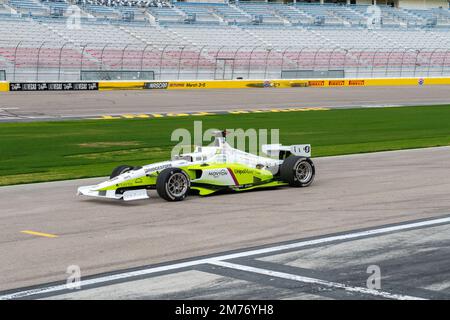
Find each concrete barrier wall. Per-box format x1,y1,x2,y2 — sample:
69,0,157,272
2,77,450,92
98,77,450,90
0,82,9,92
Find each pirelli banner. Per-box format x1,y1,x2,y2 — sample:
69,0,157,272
304,78,450,87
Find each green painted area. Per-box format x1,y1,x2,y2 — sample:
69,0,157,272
1,105,449,186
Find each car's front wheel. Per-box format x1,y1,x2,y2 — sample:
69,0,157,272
156,167,190,201
280,156,315,187
110,165,134,179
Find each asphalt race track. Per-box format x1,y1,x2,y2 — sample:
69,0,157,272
1,86,450,121
1,146,450,299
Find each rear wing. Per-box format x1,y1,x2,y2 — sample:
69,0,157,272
262,144,311,158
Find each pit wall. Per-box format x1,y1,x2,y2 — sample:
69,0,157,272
97,77,450,90
0,82,8,92
2,77,450,92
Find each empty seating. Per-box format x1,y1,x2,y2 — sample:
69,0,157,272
9,0,48,16
147,6,184,23
1,1,450,81
3,1,448,27
238,3,284,24
168,24,262,47
175,2,221,23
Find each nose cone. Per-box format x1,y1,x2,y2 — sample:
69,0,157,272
77,185,97,196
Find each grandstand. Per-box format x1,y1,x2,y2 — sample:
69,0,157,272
1,0,450,81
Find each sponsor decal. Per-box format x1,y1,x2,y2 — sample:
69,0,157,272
418,78,424,86
245,82,266,88
232,184,252,190
233,169,254,175
9,82,98,91
119,182,134,187
169,82,207,89
144,82,168,89
144,163,171,174
308,80,325,87
329,80,345,86
207,169,228,178
185,82,206,88
304,145,311,153
169,83,185,88
289,82,309,87
245,81,280,88
348,80,365,86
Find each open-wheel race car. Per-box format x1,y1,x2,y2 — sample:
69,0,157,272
77,131,315,202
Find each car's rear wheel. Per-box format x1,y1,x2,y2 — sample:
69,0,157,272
156,167,190,201
110,165,134,179
280,156,315,187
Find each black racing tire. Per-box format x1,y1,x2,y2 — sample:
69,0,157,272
156,167,190,201
280,156,315,187
110,165,134,179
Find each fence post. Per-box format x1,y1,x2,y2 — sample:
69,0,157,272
195,45,206,80
247,46,258,79
80,43,88,80
441,49,450,76
355,49,365,78
437,48,446,78
342,47,352,77
100,43,109,71
177,46,185,80
13,41,22,81
399,48,406,77
327,47,338,73
263,48,272,79
36,41,46,81
159,45,168,80
399,48,410,78
58,42,68,81
412,49,420,77
370,48,381,78
280,46,291,77
121,44,130,72
312,47,321,71
295,47,305,71
231,46,242,80
427,48,440,77
214,46,225,80
140,44,150,77
384,48,396,77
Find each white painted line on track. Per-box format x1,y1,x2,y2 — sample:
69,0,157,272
209,261,425,300
1,216,450,300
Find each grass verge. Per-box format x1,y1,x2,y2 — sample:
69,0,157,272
1,105,450,186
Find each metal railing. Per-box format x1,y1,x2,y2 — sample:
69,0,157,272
1,41,450,81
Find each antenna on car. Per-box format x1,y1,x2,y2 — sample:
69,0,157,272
212,130,229,137
212,130,230,146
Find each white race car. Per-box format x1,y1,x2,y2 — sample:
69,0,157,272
77,131,315,202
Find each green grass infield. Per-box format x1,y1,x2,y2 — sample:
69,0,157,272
1,105,449,186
